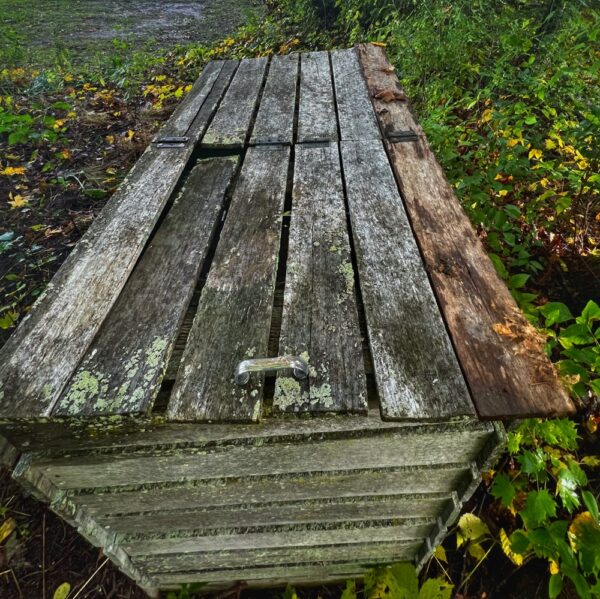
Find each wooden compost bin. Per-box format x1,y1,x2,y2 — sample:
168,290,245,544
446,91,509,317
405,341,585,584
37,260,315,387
0,45,573,595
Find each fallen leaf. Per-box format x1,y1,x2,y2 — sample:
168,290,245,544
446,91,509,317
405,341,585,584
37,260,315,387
7,193,28,209
373,88,406,102
1,166,26,176
0,518,16,544
371,41,387,47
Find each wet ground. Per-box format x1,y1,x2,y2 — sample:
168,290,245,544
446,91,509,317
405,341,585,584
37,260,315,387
0,0,263,66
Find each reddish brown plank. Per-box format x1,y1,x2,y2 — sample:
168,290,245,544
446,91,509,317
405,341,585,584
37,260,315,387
357,43,574,419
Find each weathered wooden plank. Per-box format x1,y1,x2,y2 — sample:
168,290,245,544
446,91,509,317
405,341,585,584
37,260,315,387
202,57,268,148
0,61,236,419
54,157,239,417
167,146,290,422
358,43,574,419
340,139,475,420
98,496,449,537
27,429,485,490
134,540,421,573
66,470,467,517
124,522,432,556
297,51,338,142
156,562,384,585
275,143,367,414
331,48,380,141
250,53,299,145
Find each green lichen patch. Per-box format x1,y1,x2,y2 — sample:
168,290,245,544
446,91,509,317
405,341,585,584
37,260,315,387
338,260,355,301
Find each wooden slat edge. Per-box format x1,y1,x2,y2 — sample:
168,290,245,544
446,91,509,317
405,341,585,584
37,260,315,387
357,43,574,419
0,61,231,419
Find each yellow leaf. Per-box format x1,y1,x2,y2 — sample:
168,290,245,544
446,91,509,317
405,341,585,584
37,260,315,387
0,517,16,543
528,148,542,160
105,135,115,144
549,560,559,575
568,511,599,552
53,582,71,599
126,130,135,141
1,166,26,176
581,455,600,467
545,139,556,150
481,108,493,123
498,189,509,197
507,138,520,148
456,513,490,548
63,74,73,82
8,193,28,209
500,528,524,566
434,545,448,563
371,41,387,47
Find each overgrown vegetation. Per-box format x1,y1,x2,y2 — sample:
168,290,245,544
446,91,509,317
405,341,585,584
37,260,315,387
1,0,599,597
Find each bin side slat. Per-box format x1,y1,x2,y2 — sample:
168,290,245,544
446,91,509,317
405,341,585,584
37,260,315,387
297,51,338,142
134,540,421,573
54,157,238,417
357,43,574,419
331,48,380,141
167,146,290,422
275,143,367,414
29,429,487,490
0,61,232,419
250,53,299,145
98,496,450,536
63,470,467,516
124,522,432,556
340,139,475,420
202,57,268,148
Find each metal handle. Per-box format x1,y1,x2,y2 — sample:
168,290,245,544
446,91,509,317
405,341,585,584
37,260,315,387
234,356,309,386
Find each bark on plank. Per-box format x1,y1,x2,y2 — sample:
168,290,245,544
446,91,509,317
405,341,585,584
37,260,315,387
0,61,234,419
297,51,338,142
275,142,367,414
54,157,238,417
340,139,475,420
250,53,299,145
167,146,290,422
331,48,380,141
358,43,574,419
202,57,268,148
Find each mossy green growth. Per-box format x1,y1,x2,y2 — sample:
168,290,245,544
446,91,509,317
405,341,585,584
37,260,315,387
338,260,354,300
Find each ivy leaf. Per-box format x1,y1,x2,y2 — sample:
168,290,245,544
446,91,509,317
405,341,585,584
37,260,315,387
557,465,583,512
548,574,563,599
568,512,600,575
520,490,557,528
534,419,579,451
389,562,419,597
510,529,531,554
540,302,573,326
559,323,594,348
500,528,524,565
341,579,357,599
518,448,547,478
456,513,491,547
580,300,600,325
417,578,454,599
582,490,600,523
490,473,516,506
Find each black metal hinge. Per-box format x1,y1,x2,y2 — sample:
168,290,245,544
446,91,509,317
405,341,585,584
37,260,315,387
152,136,189,148
387,129,419,143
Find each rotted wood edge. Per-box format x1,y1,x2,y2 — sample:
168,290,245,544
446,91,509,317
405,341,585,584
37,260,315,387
357,43,574,419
